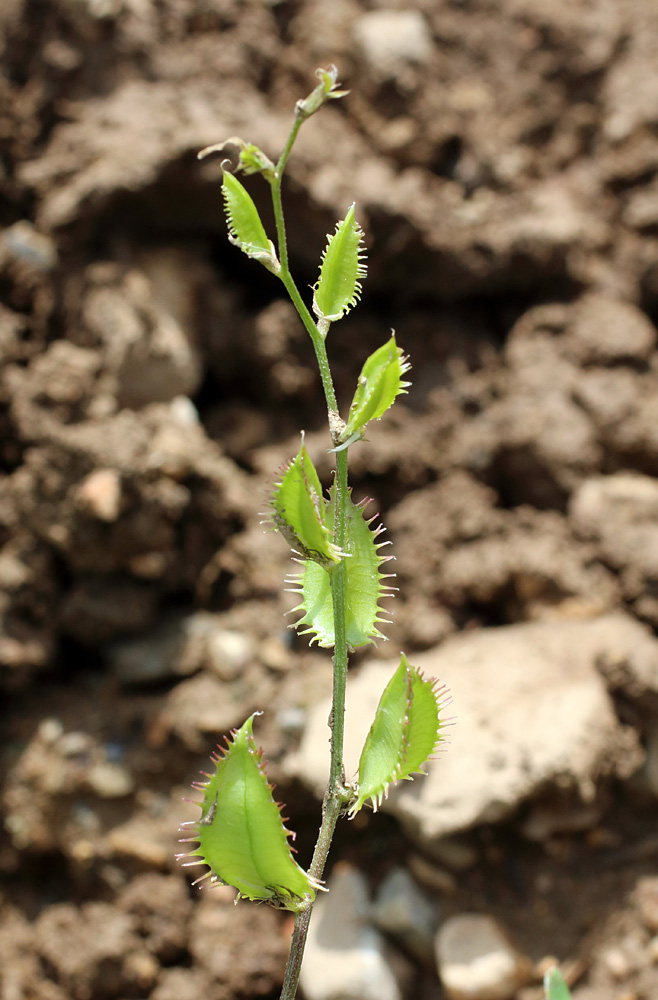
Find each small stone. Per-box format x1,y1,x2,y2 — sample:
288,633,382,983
75,468,122,522
567,295,656,364
408,854,458,896
276,706,307,737
259,636,292,672
371,867,440,961
58,731,93,757
204,628,253,680
427,837,478,872
299,865,401,1000
354,11,433,82
436,913,531,1000
38,718,64,744
602,947,630,979
87,762,134,798
2,220,58,272
123,950,160,990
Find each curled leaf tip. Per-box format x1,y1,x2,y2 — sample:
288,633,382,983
221,170,280,273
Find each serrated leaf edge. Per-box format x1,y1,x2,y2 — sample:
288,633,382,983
285,494,395,649
348,659,450,818
176,714,321,910
312,204,367,323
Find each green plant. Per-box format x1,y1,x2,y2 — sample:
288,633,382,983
178,67,448,1000
544,967,572,1000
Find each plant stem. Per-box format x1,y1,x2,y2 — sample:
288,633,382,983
271,115,352,1000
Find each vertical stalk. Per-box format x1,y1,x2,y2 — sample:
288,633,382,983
270,115,352,1000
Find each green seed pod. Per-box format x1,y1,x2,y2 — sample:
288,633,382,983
343,334,411,442
313,204,367,325
178,714,319,910
288,488,393,649
222,170,280,272
269,441,343,566
349,654,447,817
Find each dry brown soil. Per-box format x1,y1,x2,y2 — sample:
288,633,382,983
2,1,658,998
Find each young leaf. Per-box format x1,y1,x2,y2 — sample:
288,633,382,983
349,654,446,817
177,714,318,911
222,170,280,272
543,969,571,1000
313,204,367,325
343,334,411,442
288,488,392,649
270,441,343,566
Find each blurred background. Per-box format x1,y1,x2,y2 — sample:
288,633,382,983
2,1,658,998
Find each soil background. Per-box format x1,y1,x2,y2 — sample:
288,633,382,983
2,1,658,999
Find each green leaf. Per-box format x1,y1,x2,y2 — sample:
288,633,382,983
343,335,411,441
222,170,280,272
349,654,446,817
178,714,319,911
270,441,343,566
313,204,367,324
288,488,392,649
543,969,571,1000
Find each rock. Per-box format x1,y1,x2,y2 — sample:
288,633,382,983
107,612,254,686
1,220,57,273
435,913,531,1000
74,468,122,522
157,672,252,751
107,790,185,869
371,867,440,961
353,11,433,83
571,474,658,628
566,295,656,365
299,865,400,1000
150,968,216,1000
291,616,646,841
86,762,134,798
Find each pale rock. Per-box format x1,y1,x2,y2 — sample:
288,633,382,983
74,468,122,522
87,762,134,798
299,865,400,1000
204,628,253,680
353,11,433,82
107,613,254,686
436,913,530,1000
371,867,439,961
568,295,656,364
159,672,249,751
290,616,646,841
571,474,658,631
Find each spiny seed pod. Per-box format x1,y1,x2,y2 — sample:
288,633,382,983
349,655,448,817
313,204,367,326
343,334,411,443
222,170,280,273
287,488,393,649
269,440,343,567
177,714,319,910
